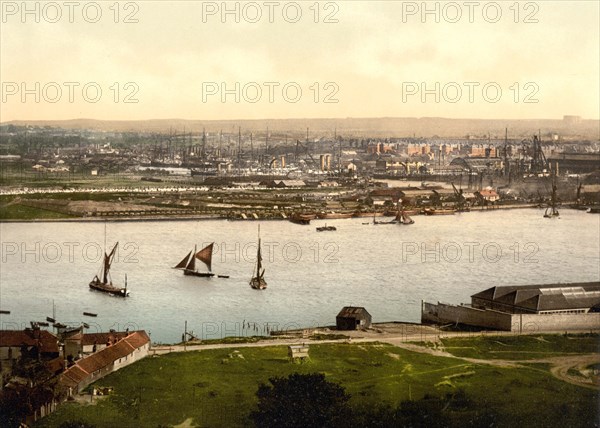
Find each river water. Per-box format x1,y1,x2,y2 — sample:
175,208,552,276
1,209,598,343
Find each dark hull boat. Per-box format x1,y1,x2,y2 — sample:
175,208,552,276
184,270,215,277
290,213,315,225
174,243,216,278
316,225,337,232
89,280,129,297
544,180,560,218
422,208,455,215
89,242,129,297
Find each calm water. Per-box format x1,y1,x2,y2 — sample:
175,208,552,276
1,209,599,343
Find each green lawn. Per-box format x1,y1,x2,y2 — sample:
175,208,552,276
36,342,598,428
0,204,71,220
441,334,600,360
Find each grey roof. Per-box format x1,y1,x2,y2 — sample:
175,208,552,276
337,306,370,317
472,282,600,312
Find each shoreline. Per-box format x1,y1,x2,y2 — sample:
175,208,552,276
0,203,552,223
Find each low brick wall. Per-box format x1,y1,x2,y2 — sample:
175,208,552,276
423,302,600,332
511,313,600,333
422,302,513,330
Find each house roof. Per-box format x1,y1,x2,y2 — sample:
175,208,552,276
0,329,59,354
337,306,371,318
80,332,129,346
59,331,150,388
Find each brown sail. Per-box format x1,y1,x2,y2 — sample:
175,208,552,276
176,244,216,278
89,242,129,297
174,250,193,269
250,227,267,290
195,243,214,272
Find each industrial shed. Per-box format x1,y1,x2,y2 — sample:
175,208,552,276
336,307,372,330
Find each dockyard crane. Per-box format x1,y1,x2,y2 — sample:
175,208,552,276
451,182,466,210
295,139,318,168
530,134,548,174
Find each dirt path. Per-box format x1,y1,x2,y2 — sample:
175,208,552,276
533,354,600,389
151,334,599,389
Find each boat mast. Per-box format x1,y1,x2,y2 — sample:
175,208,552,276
256,225,263,278
186,245,197,271
103,242,118,284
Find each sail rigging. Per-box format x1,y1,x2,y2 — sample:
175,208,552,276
195,243,214,272
174,243,216,277
102,242,118,284
174,250,193,269
89,241,129,297
250,226,267,289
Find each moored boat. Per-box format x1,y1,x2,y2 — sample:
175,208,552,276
422,208,456,216
290,213,316,224
316,225,337,231
316,212,353,219
89,242,129,297
250,226,267,290
174,243,216,277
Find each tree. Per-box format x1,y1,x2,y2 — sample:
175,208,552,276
250,373,350,428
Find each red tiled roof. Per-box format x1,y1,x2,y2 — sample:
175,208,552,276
62,331,149,379
124,331,150,349
81,332,128,346
59,331,150,390
0,329,59,354
60,365,88,389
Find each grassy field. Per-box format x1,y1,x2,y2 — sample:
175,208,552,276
36,341,598,428
0,203,71,220
440,333,600,360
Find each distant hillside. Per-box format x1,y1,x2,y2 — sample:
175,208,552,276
3,117,599,139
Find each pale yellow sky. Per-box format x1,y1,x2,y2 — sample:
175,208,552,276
1,1,598,121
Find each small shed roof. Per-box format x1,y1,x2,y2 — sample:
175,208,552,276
337,306,370,317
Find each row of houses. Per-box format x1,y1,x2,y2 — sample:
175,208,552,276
60,331,150,395
367,187,499,206
0,328,150,424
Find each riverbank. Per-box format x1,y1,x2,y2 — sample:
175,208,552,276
35,332,600,428
0,203,558,223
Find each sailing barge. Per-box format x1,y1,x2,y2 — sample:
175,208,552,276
250,227,267,290
89,242,129,297
174,243,215,277
396,210,415,225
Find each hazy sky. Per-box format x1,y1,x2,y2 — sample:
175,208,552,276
1,1,598,121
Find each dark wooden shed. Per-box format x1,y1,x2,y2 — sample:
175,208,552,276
336,307,372,330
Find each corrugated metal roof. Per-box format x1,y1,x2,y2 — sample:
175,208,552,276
472,282,600,312
337,306,370,317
